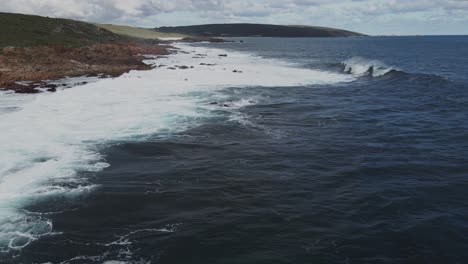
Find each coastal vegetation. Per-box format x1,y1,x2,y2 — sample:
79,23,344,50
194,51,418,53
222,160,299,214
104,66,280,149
0,12,170,93
96,24,187,40
0,12,122,47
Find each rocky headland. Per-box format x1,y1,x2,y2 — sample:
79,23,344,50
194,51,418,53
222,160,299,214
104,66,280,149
0,43,171,93
0,12,228,93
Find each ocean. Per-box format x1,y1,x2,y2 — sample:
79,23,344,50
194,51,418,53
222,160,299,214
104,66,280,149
1,36,467,263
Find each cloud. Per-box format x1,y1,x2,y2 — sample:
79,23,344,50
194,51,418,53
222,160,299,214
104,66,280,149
0,0,467,34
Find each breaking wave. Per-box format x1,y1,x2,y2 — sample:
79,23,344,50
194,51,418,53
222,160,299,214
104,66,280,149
337,57,450,85
340,56,397,77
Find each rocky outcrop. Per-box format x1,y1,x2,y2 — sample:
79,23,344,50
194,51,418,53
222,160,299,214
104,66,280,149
0,43,169,93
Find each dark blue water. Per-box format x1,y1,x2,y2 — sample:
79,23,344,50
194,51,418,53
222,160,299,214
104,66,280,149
11,37,468,263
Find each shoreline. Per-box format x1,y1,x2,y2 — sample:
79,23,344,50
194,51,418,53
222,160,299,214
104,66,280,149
0,43,170,94
0,37,226,94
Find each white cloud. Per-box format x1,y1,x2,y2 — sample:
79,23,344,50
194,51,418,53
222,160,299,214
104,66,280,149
0,0,467,35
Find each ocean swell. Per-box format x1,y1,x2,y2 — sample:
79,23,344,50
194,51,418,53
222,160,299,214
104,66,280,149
0,43,353,255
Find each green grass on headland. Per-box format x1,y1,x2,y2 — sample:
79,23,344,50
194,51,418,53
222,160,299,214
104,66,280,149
0,12,124,47
96,24,188,40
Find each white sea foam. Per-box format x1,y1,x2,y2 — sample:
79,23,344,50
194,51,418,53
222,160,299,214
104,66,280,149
342,56,395,77
0,91,37,115
0,43,353,253
158,37,184,41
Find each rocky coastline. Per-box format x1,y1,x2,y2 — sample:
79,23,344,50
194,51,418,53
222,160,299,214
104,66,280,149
0,37,226,94
0,43,170,93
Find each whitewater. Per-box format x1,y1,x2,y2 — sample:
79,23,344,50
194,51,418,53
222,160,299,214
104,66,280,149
0,43,354,254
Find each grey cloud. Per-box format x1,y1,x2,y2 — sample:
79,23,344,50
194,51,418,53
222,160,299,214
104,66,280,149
2,0,467,20
0,0,467,34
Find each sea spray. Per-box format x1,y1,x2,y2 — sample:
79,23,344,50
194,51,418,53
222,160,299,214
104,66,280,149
342,56,396,77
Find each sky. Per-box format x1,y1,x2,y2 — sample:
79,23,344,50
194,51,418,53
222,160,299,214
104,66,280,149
1,0,468,35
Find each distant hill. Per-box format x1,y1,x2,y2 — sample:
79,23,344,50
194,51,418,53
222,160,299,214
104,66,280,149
156,23,365,38
0,12,124,47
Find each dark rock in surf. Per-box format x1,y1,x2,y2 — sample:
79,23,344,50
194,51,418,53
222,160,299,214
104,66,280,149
366,66,374,77
43,83,58,89
42,83,58,92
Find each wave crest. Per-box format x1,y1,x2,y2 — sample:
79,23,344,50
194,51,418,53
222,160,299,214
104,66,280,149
341,57,396,77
